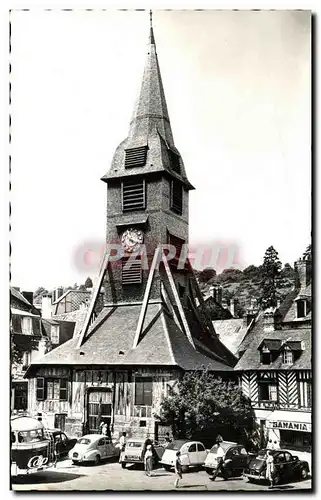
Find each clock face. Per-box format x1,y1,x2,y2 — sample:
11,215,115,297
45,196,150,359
121,228,144,253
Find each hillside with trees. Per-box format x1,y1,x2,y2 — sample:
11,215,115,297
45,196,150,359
194,246,300,318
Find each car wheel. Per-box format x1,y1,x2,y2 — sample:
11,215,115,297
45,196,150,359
72,460,79,465
301,467,309,480
182,465,189,474
247,478,255,483
205,468,213,475
94,455,100,466
121,462,126,469
163,465,171,472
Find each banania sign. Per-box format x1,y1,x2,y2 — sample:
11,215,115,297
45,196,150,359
267,420,311,432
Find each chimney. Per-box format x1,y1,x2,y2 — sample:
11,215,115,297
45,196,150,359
22,291,33,305
229,298,235,317
41,295,53,318
263,308,276,332
294,258,312,289
210,285,222,304
52,287,64,303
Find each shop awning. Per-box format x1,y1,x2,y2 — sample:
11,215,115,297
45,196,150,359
266,410,311,432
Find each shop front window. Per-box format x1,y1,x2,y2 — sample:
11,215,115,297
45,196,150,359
280,429,311,452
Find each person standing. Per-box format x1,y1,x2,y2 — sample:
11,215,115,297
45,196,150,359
164,432,172,446
210,442,227,481
119,431,127,464
100,420,108,436
174,451,183,488
266,450,275,489
144,444,154,477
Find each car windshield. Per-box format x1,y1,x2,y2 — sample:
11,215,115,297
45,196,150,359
78,438,91,445
166,440,187,451
17,429,44,443
127,442,143,448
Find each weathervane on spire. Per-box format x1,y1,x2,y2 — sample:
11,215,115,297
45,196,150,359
149,9,155,45
149,9,153,28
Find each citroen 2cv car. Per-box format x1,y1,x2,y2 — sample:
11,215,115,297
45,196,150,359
121,438,165,469
68,435,120,465
160,440,208,472
244,449,310,485
203,441,249,478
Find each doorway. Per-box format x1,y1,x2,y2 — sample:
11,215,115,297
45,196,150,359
86,388,113,434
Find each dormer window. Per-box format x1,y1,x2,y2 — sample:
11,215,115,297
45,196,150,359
297,299,306,318
261,346,271,365
283,348,293,365
124,146,148,168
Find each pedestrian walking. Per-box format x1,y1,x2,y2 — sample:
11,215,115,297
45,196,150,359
266,450,275,489
119,431,127,464
174,451,183,488
144,444,154,476
210,442,227,481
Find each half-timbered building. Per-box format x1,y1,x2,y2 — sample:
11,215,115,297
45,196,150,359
25,16,236,439
235,254,312,455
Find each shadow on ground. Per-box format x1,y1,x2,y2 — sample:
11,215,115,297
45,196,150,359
12,471,85,485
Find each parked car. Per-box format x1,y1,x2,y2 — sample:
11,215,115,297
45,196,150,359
244,449,310,485
121,438,165,469
46,429,77,460
160,440,207,473
68,435,120,465
203,441,249,478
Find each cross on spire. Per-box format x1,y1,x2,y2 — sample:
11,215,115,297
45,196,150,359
149,9,155,45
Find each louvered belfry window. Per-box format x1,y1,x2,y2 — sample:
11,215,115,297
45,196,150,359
125,146,148,168
122,257,142,285
122,179,146,211
168,233,185,260
168,149,180,173
170,180,183,215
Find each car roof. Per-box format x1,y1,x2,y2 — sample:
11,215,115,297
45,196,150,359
80,434,104,440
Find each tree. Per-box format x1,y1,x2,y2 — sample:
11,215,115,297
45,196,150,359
157,370,257,449
84,277,93,288
260,246,282,309
198,267,217,284
302,244,312,261
280,263,296,280
34,286,48,299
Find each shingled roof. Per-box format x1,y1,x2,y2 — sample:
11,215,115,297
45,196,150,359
234,315,311,371
26,303,233,374
212,319,248,355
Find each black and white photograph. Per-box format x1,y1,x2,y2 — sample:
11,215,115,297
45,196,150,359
8,7,312,492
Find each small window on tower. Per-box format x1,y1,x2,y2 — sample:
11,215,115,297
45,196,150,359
170,180,183,215
125,146,148,168
122,179,146,211
168,149,180,174
122,257,142,285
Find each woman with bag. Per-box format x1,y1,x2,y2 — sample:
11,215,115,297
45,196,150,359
266,450,275,489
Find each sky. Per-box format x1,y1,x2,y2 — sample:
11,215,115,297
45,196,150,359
9,9,311,291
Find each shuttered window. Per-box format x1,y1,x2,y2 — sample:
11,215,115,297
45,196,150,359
170,180,183,215
122,257,142,285
125,146,148,168
135,377,152,406
168,149,180,173
36,377,45,401
11,315,21,333
122,179,146,211
45,378,68,401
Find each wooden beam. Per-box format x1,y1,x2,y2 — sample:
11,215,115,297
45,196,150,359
132,247,160,349
76,250,110,349
162,252,195,348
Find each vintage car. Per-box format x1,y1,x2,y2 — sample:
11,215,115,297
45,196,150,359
11,416,56,477
68,434,120,465
244,449,310,485
203,441,249,478
160,439,208,472
121,438,165,469
46,429,77,460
